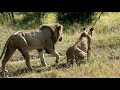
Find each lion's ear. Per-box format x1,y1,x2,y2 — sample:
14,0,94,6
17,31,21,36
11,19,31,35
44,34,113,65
58,26,61,30
57,25,63,31
90,28,94,31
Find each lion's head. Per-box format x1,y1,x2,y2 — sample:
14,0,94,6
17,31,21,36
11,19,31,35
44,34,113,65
39,23,63,43
53,23,63,42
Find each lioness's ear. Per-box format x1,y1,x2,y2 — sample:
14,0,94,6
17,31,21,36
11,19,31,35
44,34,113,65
83,28,85,30
90,28,94,31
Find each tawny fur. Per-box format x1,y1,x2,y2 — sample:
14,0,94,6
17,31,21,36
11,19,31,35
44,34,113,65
66,28,93,65
0,23,63,75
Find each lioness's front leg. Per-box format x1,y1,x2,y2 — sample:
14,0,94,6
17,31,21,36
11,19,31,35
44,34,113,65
87,49,91,60
38,50,47,66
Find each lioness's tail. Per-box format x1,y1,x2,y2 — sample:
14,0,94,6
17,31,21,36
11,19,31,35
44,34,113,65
0,36,12,60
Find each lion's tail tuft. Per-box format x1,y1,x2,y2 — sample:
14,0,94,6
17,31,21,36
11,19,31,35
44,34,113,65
0,37,11,60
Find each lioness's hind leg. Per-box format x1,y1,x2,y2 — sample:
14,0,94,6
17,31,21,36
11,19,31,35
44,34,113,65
67,55,74,65
66,52,74,65
75,56,86,66
2,46,16,74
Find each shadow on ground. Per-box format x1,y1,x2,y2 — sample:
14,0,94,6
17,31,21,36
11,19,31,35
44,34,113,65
0,63,70,77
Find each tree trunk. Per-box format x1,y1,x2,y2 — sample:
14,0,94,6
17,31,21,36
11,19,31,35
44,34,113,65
11,12,15,23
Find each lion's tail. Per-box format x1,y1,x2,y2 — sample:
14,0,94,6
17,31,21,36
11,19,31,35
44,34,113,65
0,36,12,60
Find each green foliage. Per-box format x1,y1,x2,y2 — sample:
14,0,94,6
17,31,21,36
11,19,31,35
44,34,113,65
57,12,95,25
0,12,97,30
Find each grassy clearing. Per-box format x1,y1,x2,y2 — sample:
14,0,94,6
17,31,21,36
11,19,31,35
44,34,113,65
0,12,120,78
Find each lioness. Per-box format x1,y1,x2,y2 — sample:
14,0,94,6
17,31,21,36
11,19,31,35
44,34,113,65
0,23,63,74
66,27,93,65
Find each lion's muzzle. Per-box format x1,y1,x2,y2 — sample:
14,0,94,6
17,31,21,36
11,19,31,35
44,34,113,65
59,37,62,41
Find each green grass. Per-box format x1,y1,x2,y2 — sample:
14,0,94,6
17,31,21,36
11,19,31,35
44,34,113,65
0,12,120,78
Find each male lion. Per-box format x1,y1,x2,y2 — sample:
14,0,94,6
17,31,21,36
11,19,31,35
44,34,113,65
66,27,93,65
0,23,63,74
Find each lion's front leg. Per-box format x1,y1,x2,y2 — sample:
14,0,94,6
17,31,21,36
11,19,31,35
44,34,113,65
38,50,47,66
46,42,60,63
51,50,60,63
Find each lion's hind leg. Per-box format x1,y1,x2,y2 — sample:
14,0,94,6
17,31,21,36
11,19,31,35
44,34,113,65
17,37,32,71
18,47,32,71
1,45,16,75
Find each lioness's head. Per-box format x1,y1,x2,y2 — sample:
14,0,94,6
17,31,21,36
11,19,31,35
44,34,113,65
82,27,94,39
